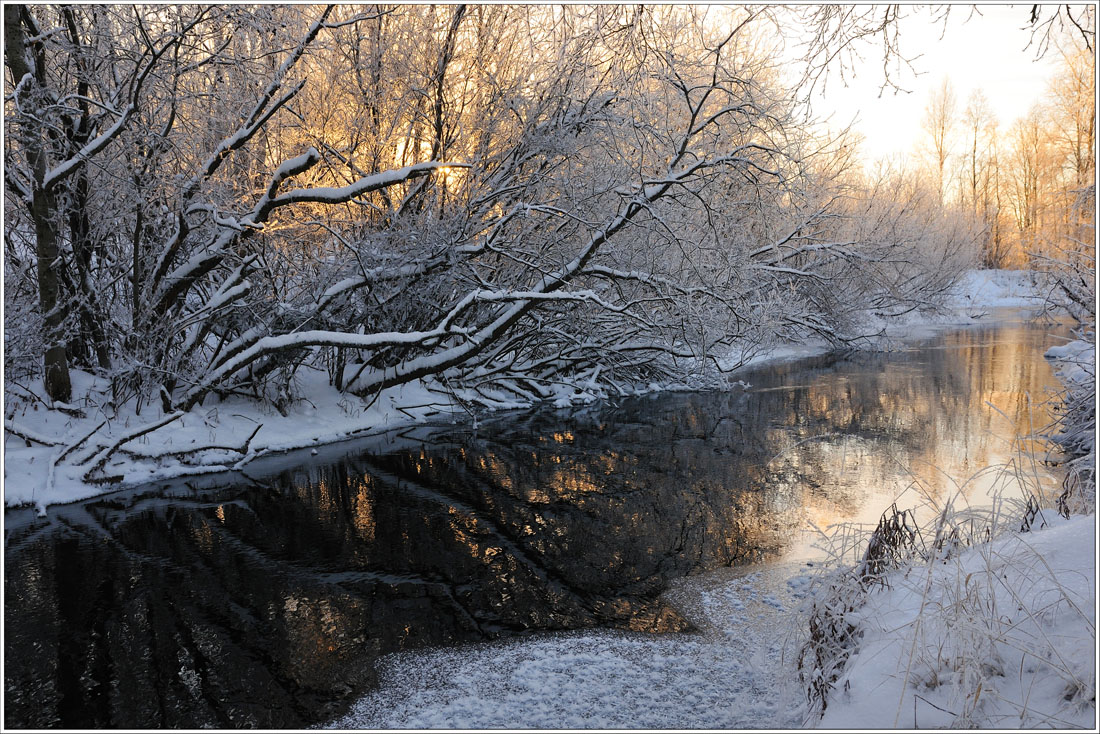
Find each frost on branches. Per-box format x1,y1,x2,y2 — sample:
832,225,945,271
5,5,978,495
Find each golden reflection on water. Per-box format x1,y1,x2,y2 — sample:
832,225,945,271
769,329,1064,559
192,515,216,554
447,325,1061,570
352,477,376,543
277,592,363,686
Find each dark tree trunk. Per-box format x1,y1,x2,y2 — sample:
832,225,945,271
31,183,73,403
5,4,73,402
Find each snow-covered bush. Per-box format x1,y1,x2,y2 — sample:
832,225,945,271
1038,182,1095,517
1045,335,1096,518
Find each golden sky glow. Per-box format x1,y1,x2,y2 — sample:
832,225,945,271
804,5,1066,162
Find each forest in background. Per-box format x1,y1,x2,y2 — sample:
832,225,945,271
3,4,1094,422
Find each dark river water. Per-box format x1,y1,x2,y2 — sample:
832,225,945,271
3,317,1069,728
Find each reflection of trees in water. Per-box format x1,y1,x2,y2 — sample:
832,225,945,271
3,323,1065,729
741,324,1064,526
5,500,378,729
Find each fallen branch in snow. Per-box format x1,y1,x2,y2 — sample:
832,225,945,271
118,423,263,464
44,401,86,419
4,421,60,447
79,411,186,481
56,420,108,464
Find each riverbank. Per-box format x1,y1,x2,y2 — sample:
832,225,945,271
813,512,1096,729
3,294,1076,729
807,320,1096,729
3,269,1047,510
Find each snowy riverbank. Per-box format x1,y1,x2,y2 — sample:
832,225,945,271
321,512,1097,730
2,269,1048,510
815,513,1096,729
809,302,1096,729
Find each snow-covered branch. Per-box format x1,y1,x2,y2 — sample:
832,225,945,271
262,161,464,210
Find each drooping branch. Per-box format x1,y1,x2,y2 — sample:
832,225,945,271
150,155,462,321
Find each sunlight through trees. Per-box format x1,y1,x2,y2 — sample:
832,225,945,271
3,4,1093,415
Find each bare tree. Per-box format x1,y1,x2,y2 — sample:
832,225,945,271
1025,4,1095,57
960,89,1005,266
4,5,210,401
921,77,957,206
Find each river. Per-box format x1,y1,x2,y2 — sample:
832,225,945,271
3,315,1070,728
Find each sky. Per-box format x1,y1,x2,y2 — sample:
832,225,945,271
803,4,1065,164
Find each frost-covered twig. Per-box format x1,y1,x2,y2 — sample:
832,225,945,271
80,411,185,480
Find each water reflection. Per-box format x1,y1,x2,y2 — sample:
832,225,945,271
3,321,1068,728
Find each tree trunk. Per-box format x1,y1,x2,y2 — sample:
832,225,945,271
5,4,73,402
31,187,73,402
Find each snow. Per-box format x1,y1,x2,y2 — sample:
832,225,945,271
722,340,835,372
2,370,462,509
325,564,811,729
272,161,461,206
42,101,136,190
949,268,1046,310
320,275,368,301
1046,337,1096,408
323,516,1095,730
817,514,1096,729
321,267,1093,730
271,148,320,180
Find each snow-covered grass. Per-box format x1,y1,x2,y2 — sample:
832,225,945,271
813,513,1095,729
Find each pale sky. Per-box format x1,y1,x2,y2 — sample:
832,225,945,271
804,4,1064,164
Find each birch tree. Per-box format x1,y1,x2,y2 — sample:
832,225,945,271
922,77,957,206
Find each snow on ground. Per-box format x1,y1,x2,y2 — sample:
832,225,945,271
1047,337,1096,410
949,268,1046,310
3,370,467,510
325,564,813,729
817,514,1096,730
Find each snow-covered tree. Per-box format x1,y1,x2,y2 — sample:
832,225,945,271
4,4,976,422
